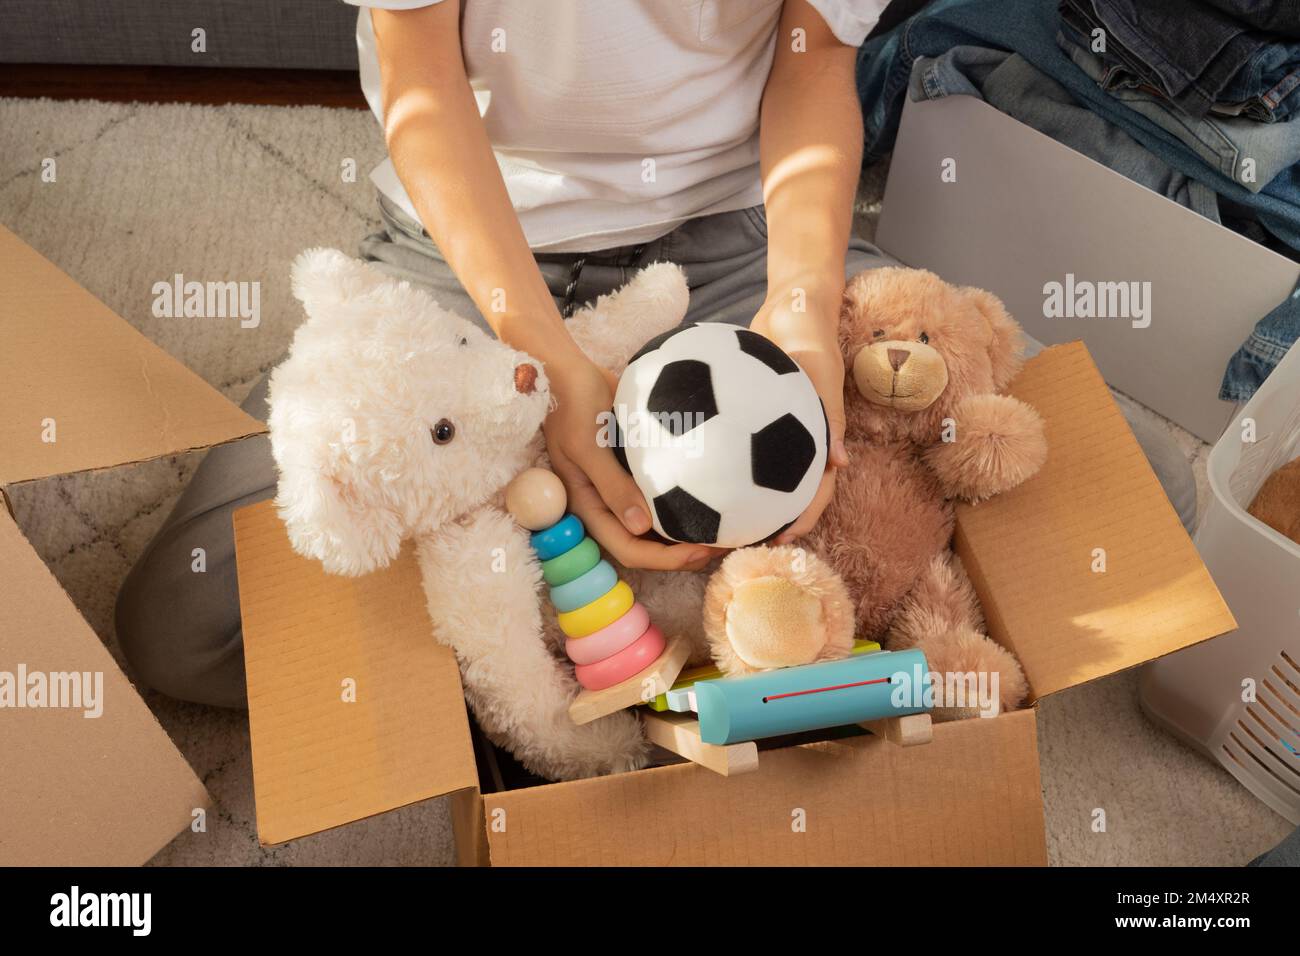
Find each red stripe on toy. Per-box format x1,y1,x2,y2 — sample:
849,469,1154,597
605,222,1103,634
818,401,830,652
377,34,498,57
761,676,892,703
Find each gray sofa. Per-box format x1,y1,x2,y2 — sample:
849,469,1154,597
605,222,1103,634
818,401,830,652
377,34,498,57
1,0,359,70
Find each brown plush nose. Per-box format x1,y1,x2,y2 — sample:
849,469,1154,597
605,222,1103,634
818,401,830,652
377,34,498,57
514,363,538,395
887,348,910,371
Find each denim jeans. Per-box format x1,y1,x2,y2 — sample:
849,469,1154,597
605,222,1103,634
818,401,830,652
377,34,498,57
856,0,1300,399
1059,0,1270,119
1058,21,1300,193
1204,1,1300,38
1062,1,1300,122
1211,36,1300,122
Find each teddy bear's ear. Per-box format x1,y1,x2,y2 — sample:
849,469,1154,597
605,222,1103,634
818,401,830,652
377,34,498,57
267,360,405,577
962,286,1025,391
272,450,405,577
290,248,392,325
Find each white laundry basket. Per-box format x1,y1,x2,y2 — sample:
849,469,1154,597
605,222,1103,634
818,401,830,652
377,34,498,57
1140,341,1300,824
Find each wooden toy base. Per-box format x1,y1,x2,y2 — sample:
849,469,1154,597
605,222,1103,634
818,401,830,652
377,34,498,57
859,713,933,747
641,709,759,777
568,632,692,725
642,711,935,777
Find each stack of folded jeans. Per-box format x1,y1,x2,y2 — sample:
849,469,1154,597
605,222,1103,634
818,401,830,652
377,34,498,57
1060,1,1300,124
856,0,1300,402
1059,2,1300,192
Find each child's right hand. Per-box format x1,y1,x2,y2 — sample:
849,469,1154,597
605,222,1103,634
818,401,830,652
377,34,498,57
542,350,721,573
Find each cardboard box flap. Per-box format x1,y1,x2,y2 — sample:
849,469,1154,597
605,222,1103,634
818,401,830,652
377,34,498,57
234,500,478,846
485,708,1046,865
0,508,210,865
0,224,264,486
953,343,1237,701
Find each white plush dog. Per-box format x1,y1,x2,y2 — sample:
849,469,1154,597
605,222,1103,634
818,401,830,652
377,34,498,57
268,250,702,779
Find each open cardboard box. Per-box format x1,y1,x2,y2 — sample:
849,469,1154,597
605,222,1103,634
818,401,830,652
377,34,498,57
230,95,1247,866
232,341,1235,865
0,224,264,865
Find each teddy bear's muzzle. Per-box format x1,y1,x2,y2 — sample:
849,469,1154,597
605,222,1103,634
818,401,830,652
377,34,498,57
852,341,949,412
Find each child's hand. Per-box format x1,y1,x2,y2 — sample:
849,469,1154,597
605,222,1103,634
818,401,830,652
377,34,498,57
749,292,849,544
747,0,861,543
543,350,722,572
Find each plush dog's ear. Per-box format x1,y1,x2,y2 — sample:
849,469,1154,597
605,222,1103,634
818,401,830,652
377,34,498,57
272,450,405,577
962,286,1024,391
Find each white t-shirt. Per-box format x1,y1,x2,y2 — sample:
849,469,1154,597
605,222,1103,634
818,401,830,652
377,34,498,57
348,0,886,251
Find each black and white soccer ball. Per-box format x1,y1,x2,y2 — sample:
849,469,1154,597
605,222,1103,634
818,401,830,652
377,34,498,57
612,323,828,548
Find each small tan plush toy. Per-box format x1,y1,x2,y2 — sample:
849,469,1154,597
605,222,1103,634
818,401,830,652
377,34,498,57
1247,457,1300,546
803,267,1049,718
700,544,856,676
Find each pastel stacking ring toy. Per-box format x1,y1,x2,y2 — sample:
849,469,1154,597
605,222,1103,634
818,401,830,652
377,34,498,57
566,602,650,665
558,580,635,638
550,559,619,614
574,625,665,690
531,514,585,561
504,467,670,692
541,536,600,586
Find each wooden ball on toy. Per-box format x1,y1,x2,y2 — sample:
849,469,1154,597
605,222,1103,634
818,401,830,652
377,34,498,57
505,468,567,531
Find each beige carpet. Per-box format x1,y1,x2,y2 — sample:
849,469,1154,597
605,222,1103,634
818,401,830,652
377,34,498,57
0,95,1290,866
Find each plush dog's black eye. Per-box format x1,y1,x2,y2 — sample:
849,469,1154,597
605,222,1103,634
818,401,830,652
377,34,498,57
872,329,884,338
458,337,468,347
919,332,930,344
431,419,456,445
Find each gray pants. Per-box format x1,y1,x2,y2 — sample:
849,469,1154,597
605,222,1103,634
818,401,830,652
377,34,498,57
114,198,1197,708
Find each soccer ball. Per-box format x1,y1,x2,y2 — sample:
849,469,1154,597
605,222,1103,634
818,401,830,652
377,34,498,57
611,323,828,548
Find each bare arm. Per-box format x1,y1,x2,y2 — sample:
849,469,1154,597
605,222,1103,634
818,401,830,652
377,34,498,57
371,3,714,571
752,0,864,543
372,2,566,358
